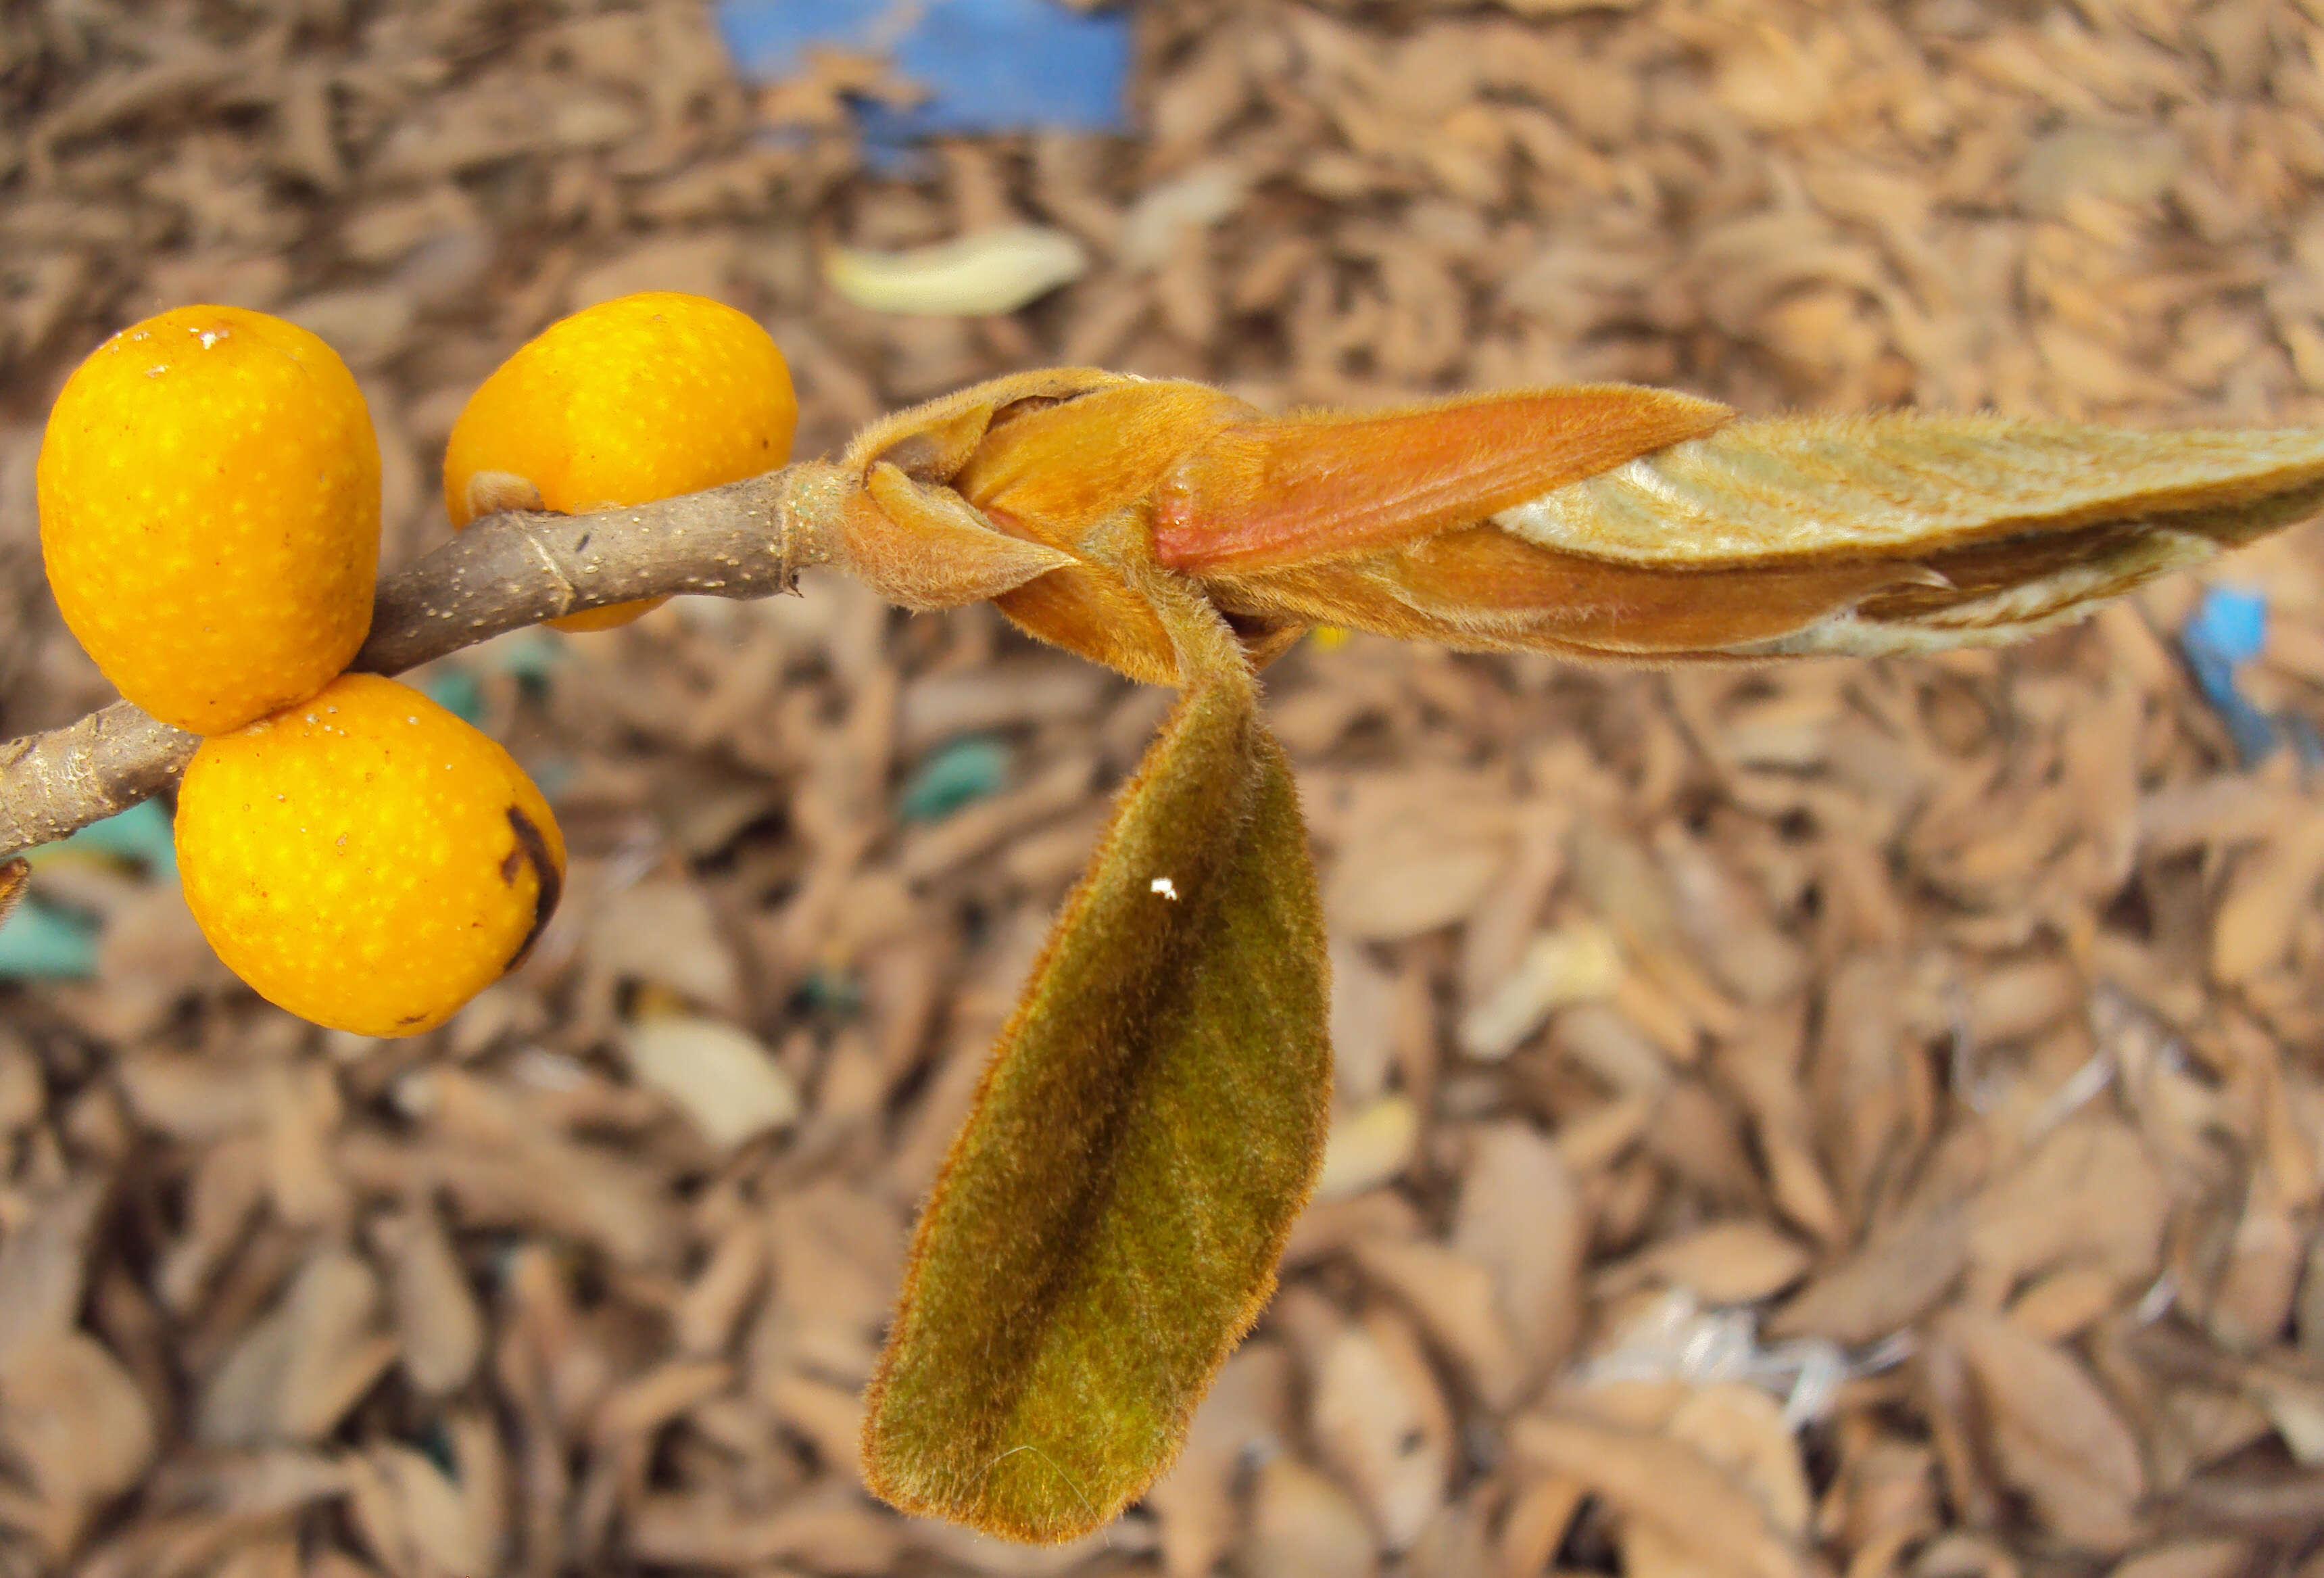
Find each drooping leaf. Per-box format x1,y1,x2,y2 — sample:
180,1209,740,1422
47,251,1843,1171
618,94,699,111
860,604,1330,1544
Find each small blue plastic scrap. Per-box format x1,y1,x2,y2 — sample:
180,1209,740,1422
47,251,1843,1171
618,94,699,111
421,666,485,727
5,800,181,980
48,797,177,878
716,0,1133,146
2181,584,2278,766
0,899,99,981
2187,584,2267,665
898,736,1012,823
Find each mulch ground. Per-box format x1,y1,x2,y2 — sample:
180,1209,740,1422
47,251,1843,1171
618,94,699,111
2,2,2323,1575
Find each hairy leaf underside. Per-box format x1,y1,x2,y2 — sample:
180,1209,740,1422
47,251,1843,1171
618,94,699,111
860,617,1330,1543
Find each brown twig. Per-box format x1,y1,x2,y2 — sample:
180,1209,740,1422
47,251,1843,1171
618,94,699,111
0,466,833,861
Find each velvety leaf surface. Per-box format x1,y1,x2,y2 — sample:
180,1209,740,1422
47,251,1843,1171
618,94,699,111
860,644,1330,1544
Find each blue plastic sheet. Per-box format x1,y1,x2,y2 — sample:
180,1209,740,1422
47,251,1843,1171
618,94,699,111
2179,584,2314,767
2186,584,2267,665
716,0,1133,147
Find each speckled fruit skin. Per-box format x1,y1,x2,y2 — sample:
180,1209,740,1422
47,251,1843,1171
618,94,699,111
444,291,797,632
39,305,381,734
174,672,567,1038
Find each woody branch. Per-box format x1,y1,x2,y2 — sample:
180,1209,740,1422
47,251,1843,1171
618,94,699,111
0,467,835,863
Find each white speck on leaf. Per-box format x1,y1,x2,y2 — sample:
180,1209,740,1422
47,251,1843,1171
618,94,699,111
1151,876,1178,900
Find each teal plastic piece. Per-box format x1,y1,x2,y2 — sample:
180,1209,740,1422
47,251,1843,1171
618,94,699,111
0,899,99,980
897,737,1011,823
489,628,564,684
421,667,485,725
44,798,178,878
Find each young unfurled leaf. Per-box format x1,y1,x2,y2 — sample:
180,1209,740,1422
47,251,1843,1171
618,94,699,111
861,594,1330,1544
1149,384,1733,574
1198,411,2324,662
809,372,2324,682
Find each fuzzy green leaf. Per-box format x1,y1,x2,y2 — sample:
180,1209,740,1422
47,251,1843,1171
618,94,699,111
861,644,1329,1544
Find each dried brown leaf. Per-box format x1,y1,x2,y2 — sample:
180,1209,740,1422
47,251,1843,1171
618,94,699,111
1244,1454,1378,1578
0,1331,155,1548
1453,1121,1587,1392
1606,1220,1814,1306
1947,1308,2147,1552
1303,1304,1454,1552
1509,1413,1803,1578
1143,1340,1292,1578
1351,1236,1527,1410
370,1202,483,1397
198,1249,394,1447
1772,1203,1968,1344
0,1180,105,1368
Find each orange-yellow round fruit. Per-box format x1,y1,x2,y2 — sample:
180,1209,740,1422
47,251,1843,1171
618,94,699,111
39,305,381,734
445,291,796,632
174,673,566,1038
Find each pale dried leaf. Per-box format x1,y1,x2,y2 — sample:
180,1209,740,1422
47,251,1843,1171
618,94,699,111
617,1015,801,1149
1772,1205,1968,1343
1329,939,1400,1105
1968,1118,2169,1297
766,1367,866,1476
0,1180,104,1368
1315,1093,1420,1201
1352,1236,1528,1409
2210,813,2324,984
347,1443,495,1578
675,1220,768,1358
586,879,743,1012
1326,784,1514,941
1458,923,1624,1061
2106,1539,2252,1578
825,226,1089,316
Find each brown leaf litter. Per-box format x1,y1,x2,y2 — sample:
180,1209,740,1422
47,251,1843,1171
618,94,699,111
2,0,2324,1574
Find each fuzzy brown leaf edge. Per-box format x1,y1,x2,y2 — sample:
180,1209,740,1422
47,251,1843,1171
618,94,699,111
0,859,26,929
